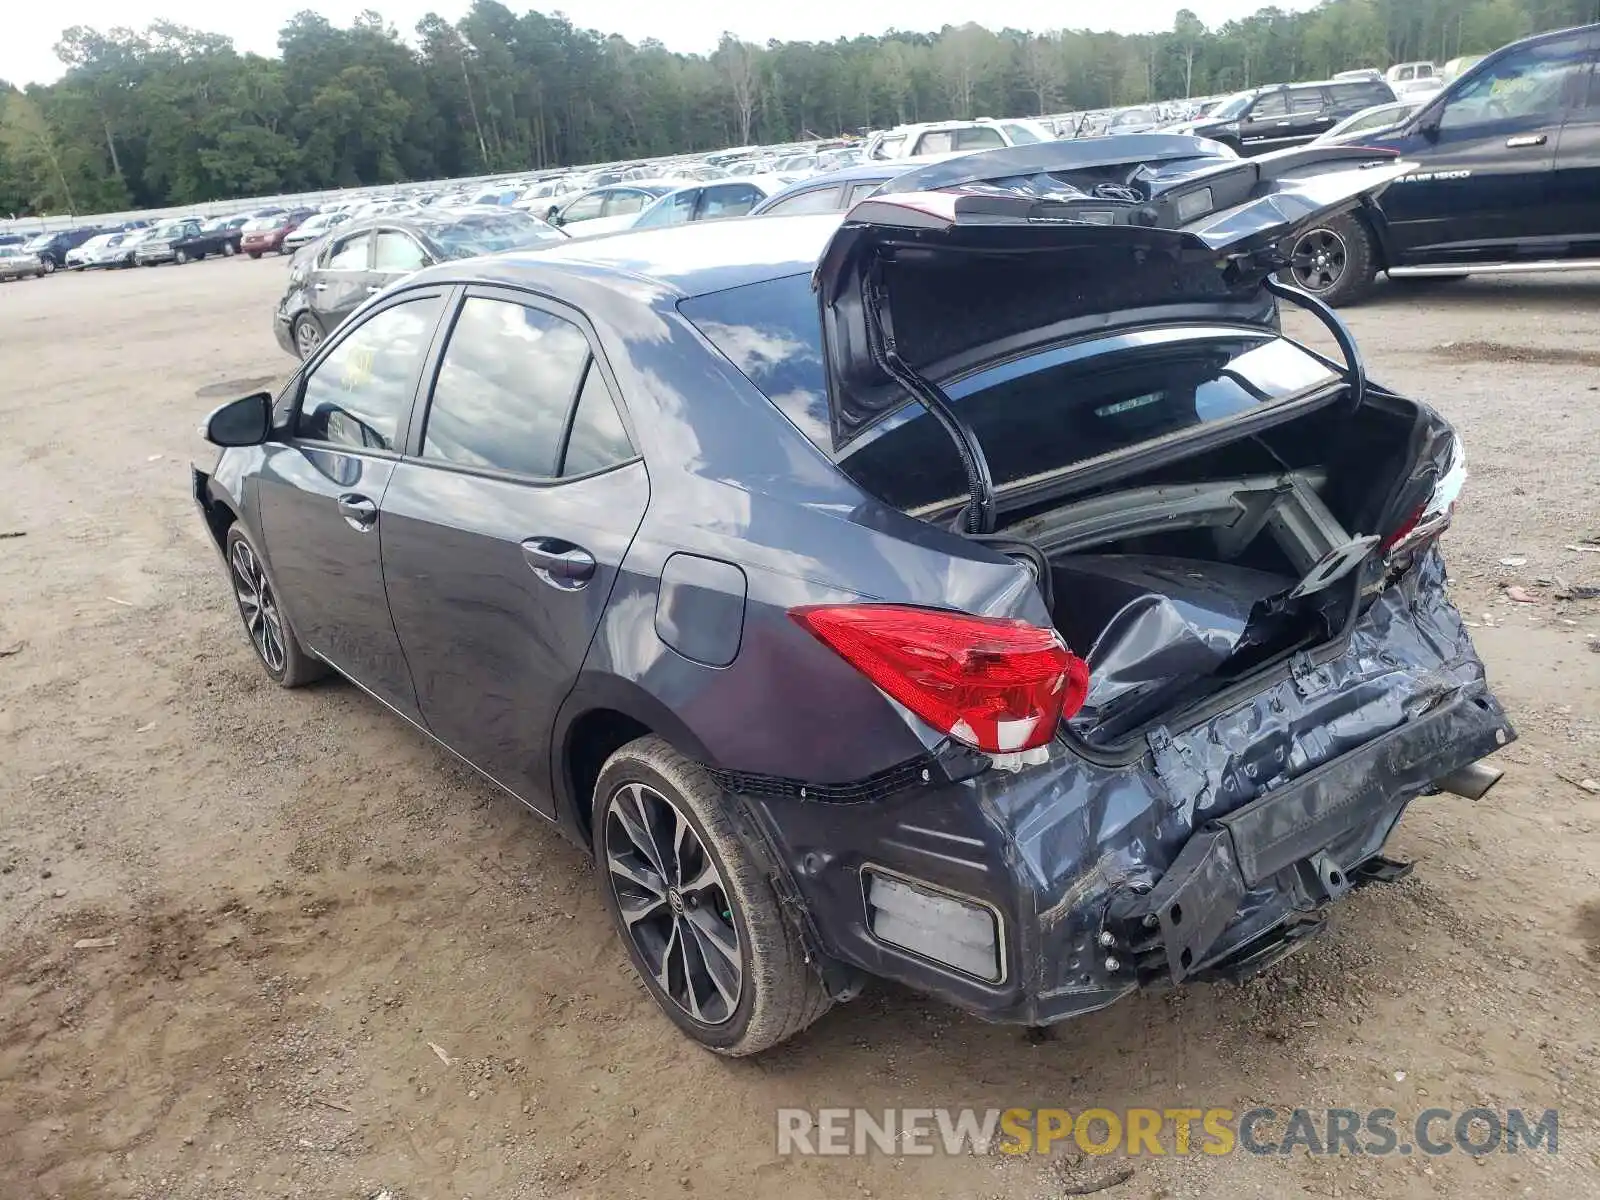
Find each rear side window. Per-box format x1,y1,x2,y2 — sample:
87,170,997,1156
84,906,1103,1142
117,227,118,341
422,297,591,477
1290,88,1327,114
699,184,763,219
562,366,635,476
298,296,442,450
955,126,1006,150
763,185,843,215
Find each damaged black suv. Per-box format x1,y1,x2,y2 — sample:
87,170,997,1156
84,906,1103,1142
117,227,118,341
196,135,1513,1055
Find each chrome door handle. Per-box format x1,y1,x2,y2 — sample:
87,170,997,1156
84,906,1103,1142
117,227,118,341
521,538,596,589
365,285,381,294
1506,134,1547,148
337,493,378,531
312,282,327,291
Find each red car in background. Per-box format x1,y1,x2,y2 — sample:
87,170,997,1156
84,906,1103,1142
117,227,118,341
240,209,316,258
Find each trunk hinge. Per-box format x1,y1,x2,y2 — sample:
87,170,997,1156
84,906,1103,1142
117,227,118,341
1147,726,1210,810
862,261,998,534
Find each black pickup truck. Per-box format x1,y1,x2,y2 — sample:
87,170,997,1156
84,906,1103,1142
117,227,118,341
1282,22,1600,304
170,215,254,262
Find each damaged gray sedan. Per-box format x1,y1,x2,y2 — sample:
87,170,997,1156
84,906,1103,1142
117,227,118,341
195,136,1512,1055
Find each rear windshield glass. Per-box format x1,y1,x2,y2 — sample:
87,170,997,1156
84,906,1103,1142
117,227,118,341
681,273,1339,511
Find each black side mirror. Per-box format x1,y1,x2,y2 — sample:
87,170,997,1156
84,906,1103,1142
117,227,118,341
551,212,566,227
203,392,273,447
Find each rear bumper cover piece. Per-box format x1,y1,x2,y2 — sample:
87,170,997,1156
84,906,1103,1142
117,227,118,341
729,549,1514,1024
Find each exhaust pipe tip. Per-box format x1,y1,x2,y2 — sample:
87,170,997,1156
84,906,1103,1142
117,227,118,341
1434,761,1504,801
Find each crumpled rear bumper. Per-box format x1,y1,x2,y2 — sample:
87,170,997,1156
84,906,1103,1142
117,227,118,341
731,550,1514,1024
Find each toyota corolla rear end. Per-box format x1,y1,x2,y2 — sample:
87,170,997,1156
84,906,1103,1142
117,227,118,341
687,139,1514,1023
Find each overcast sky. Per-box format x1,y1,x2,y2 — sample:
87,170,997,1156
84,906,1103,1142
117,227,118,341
4,1,1320,86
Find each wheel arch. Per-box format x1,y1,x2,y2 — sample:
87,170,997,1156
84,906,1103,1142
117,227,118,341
552,676,720,851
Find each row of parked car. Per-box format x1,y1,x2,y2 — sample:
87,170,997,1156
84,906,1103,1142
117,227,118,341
267,22,1600,349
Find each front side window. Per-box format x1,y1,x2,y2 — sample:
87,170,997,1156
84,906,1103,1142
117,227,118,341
914,131,955,154
421,297,591,477
374,231,428,272
1440,36,1591,129
764,185,844,215
1002,122,1044,145
603,190,651,217
561,192,606,223
1251,92,1288,119
297,297,442,450
870,134,907,159
326,233,371,270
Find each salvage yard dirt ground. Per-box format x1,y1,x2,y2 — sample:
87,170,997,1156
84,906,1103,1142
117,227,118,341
2,260,1598,1200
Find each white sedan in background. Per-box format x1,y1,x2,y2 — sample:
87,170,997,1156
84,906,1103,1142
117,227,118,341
550,182,687,239
627,177,785,232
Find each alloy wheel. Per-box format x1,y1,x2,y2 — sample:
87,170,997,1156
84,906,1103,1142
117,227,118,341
294,318,322,359
1289,227,1348,293
603,781,743,1026
228,537,287,674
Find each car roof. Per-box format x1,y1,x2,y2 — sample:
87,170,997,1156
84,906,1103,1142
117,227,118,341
417,214,844,299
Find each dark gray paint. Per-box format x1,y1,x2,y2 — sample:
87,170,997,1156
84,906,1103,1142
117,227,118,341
197,196,1512,1029
655,554,748,668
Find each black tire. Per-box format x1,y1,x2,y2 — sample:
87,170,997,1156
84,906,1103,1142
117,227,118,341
174,248,190,265
223,241,237,257
291,313,324,360
223,525,327,688
595,735,832,1056
39,258,55,274
1281,213,1377,306
248,251,262,259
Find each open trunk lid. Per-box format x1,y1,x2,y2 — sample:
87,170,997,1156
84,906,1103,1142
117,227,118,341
812,137,1413,458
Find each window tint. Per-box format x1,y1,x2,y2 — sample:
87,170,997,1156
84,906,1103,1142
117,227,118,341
846,182,884,206
421,297,591,477
1441,36,1591,128
326,233,370,270
700,184,763,220
914,131,955,154
298,297,441,450
765,185,844,215
1250,92,1288,119
562,365,635,476
374,231,427,272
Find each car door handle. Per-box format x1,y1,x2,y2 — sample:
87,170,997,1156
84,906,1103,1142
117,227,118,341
1505,134,1547,148
365,285,381,294
521,537,596,589
337,493,378,531
313,282,328,291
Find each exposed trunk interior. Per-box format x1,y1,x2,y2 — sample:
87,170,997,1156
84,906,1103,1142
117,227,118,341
995,394,1425,746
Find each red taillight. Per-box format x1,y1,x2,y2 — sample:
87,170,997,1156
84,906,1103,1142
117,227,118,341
790,604,1089,754
1379,502,1427,553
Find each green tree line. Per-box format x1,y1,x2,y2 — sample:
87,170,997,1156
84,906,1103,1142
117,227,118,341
2,0,1597,215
